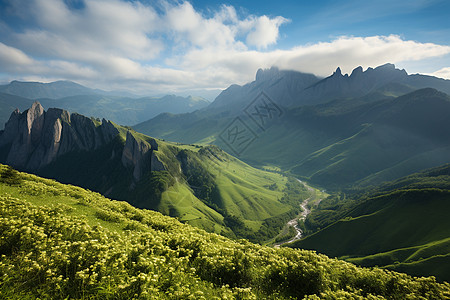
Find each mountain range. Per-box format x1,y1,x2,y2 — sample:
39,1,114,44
0,80,209,127
134,64,450,189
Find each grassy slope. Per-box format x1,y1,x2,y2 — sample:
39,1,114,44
288,165,450,281
26,121,307,242
1,165,449,299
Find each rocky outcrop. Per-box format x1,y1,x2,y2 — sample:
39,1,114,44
121,131,165,180
150,152,165,172
122,131,150,180
0,101,119,170
0,102,168,188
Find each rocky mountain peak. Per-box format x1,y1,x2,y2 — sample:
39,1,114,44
350,66,363,77
376,63,396,70
255,66,280,82
0,103,119,170
333,67,343,76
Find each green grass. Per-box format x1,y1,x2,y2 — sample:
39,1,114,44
1,164,449,299
21,121,309,243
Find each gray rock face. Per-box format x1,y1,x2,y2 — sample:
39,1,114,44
150,152,165,172
0,101,119,170
121,131,165,180
5,102,45,168
122,131,151,180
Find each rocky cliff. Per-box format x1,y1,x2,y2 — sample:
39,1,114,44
0,102,165,180
121,131,165,180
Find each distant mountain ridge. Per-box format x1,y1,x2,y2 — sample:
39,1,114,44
0,80,210,127
209,63,450,112
0,80,98,99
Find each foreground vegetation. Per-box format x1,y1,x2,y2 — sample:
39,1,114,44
1,165,449,299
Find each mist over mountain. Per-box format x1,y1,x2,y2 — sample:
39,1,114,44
208,63,450,113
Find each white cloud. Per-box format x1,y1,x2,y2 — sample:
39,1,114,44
0,42,34,68
246,16,289,49
0,0,449,95
274,35,450,76
173,35,450,88
430,67,450,79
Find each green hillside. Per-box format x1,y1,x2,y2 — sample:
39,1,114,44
11,124,308,243
0,102,310,243
1,165,449,299
134,88,450,189
288,165,450,282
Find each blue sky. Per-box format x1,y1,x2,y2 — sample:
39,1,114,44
0,0,449,97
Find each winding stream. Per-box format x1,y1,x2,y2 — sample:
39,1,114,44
274,179,320,247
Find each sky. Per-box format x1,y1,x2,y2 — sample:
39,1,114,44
1,0,450,98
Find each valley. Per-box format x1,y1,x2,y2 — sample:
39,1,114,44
1,164,449,299
274,179,327,247
1,63,450,298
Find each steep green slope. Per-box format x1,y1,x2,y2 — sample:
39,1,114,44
289,165,450,281
38,134,306,242
1,165,449,299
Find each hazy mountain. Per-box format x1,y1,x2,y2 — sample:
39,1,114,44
208,67,320,112
0,80,98,99
207,63,450,113
0,80,210,127
288,164,450,282
0,102,307,241
39,94,210,126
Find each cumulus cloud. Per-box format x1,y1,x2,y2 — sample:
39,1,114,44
274,35,450,76
0,0,449,95
246,16,289,49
